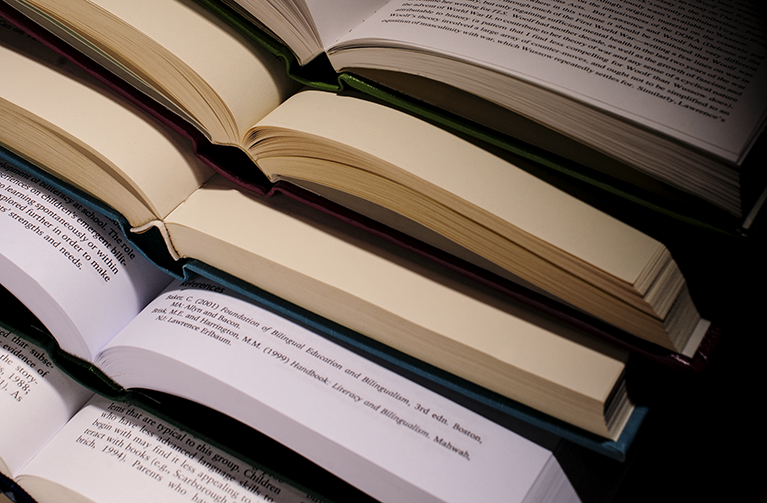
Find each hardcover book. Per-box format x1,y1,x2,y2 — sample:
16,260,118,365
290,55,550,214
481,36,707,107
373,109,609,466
0,140,637,446
211,0,767,223
0,6,715,358
0,178,591,502
0,331,379,503
10,0,764,224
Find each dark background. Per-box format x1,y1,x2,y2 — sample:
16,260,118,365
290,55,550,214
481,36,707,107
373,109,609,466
609,203,767,502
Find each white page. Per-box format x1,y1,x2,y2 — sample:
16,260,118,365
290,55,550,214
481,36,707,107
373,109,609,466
95,278,572,503
330,0,767,161
16,395,316,503
304,0,388,51
0,329,93,478
0,162,172,360
224,0,387,64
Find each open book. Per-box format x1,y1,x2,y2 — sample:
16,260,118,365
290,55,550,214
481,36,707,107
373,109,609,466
0,5,708,356
0,176,586,503
147,0,767,220
0,396,332,503
0,132,635,442
0,333,375,503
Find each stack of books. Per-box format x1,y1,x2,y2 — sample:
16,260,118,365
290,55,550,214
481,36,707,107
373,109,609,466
0,0,764,501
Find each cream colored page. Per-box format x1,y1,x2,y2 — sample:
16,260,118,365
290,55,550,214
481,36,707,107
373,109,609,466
165,176,626,405
0,25,210,222
255,90,662,285
0,330,93,478
87,0,298,140
4,0,205,132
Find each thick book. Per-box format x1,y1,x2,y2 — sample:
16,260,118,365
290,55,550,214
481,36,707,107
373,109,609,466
0,397,350,503
0,131,642,449
205,0,767,223
16,0,764,224
0,4,716,359
0,298,636,503
0,188,591,503
197,0,767,234
2,126,647,459
0,331,378,503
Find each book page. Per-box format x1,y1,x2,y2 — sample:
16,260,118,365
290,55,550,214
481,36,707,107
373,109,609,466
303,0,388,54
253,90,663,288
163,178,629,436
331,0,767,160
95,278,566,503
0,329,93,478
0,161,172,360
81,0,299,141
228,0,388,64
16,395,317,503
0,18,213,225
